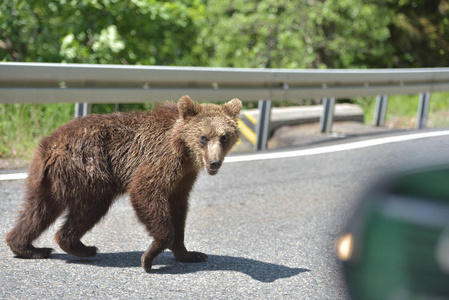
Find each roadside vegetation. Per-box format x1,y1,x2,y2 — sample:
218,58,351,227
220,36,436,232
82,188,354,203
0,104,73,160
0,103,154,160
1,0,449,160
354,92,449,129
2,94,448,161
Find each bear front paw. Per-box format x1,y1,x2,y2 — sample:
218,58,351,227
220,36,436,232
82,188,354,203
141,256,153,273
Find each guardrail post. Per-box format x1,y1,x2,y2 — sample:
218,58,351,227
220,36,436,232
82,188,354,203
320,97,335,133
75,102,92,118
417,92,430,129
255,100,271,151
373,95,388,127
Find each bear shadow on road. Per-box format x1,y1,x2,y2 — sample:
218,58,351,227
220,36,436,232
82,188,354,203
52,251,310,283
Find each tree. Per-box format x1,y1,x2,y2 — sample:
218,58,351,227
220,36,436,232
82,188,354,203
386,0,449,67
314,0,393,68
0,0,207,65
2,0,448,68
202,0,317,68
201,0,448,69
202,0,394,69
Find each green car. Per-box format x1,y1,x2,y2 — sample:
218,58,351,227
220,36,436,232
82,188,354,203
338,165,449,300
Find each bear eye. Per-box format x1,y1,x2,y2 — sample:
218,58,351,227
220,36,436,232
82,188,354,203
220,135,228,144
199,135,209,146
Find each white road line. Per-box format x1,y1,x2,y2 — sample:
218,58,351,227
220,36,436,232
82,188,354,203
1,130,449,181
225,130,449,163
0,172,28,181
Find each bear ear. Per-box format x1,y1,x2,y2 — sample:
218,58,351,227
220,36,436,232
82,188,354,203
178,95,201,120
223,98,242,118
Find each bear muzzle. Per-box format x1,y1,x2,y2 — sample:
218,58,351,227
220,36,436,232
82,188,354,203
205,159,222,176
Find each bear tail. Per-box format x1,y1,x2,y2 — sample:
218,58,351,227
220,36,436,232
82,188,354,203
28,136,53,187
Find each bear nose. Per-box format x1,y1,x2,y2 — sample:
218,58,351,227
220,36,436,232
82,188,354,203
210,160,222,170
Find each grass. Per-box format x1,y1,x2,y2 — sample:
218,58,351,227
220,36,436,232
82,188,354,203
0,103,74,160
354,92,449,129
1,93,449,161
0,103,158,160
427,93,449,128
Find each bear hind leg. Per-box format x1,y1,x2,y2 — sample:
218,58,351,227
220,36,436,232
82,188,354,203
141,238,172,272
6,192,63,259
55,222,98,258
55,194,114,258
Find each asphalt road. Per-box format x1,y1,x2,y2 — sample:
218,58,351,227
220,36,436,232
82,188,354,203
1,129,449,299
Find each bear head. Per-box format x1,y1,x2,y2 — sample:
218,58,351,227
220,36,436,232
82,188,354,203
176,95,242,175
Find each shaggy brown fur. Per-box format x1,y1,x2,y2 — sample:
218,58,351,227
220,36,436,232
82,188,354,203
5,95,242,272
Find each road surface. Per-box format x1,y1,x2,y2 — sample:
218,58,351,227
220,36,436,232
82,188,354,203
1,129,449,299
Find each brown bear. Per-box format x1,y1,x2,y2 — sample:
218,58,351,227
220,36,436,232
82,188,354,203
5,95,242,272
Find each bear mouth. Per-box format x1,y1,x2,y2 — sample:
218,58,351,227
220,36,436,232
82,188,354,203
205,167,219,176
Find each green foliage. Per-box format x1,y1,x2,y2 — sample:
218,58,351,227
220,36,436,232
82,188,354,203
0,0,206,65
318,0,394,68
202,0,449,68
428,94,449,127
0,104,74,158
354,95,418,124
0,102,157,158
203,1,312,68
354,92,449,128
203,0,395,68
386,0,449,67
1,0,449,158
91,102,153,114
2,0,448,67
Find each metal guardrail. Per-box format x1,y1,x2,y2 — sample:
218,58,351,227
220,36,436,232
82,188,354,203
1,62,449,150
